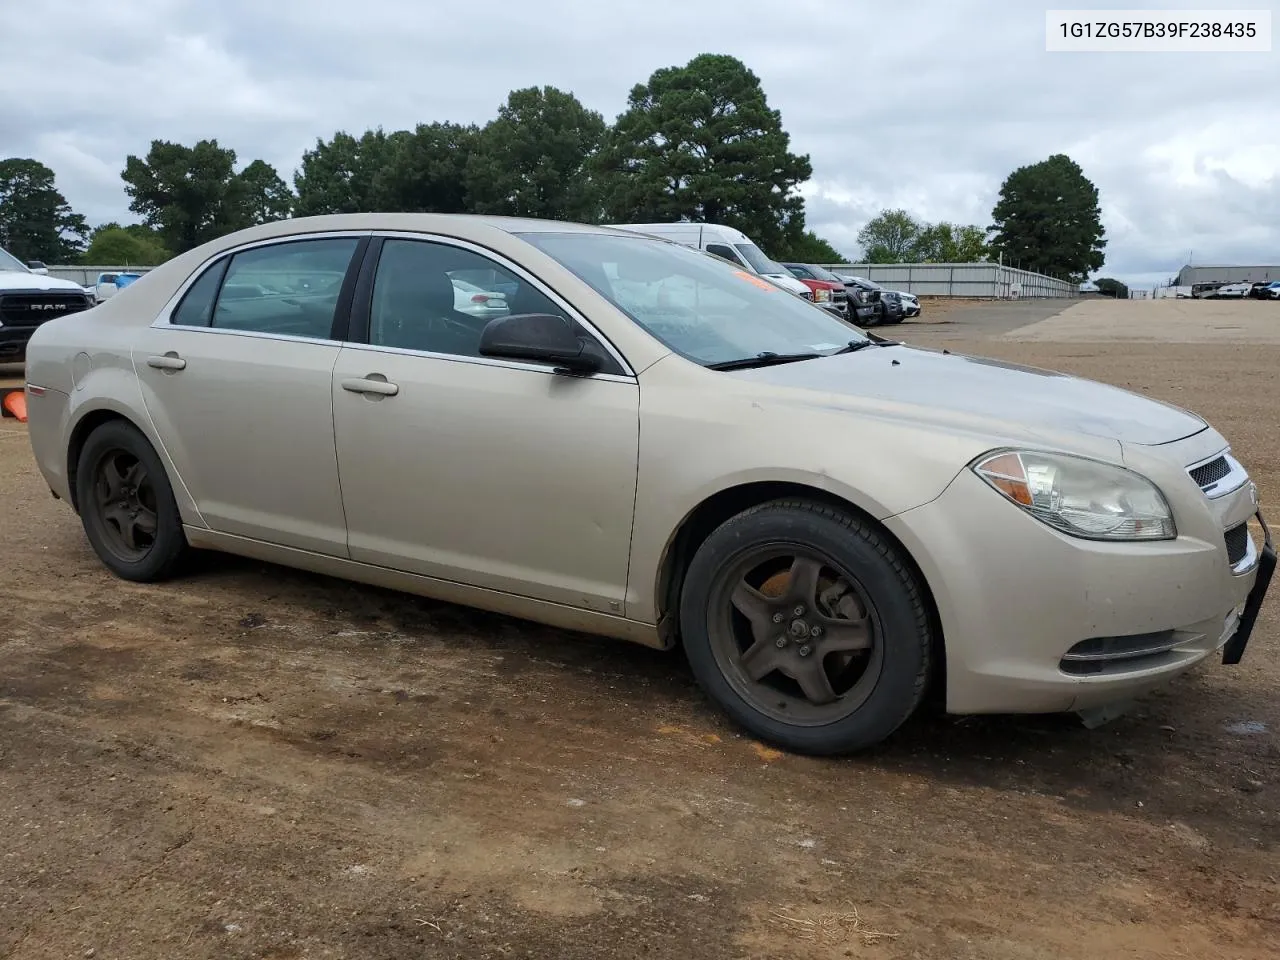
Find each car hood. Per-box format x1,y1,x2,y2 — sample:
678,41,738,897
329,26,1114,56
763,273,814,294
727,345,1206,447
0,270,86,293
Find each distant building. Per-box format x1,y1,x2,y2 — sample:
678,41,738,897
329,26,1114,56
1175,264,1280,286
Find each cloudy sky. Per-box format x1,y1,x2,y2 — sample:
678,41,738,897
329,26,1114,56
4,0,1278,287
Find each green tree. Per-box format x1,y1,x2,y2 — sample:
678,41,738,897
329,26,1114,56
913,222,992,262
989,154,1106,280
122,139,294,254
466,86,607,221
594,53,812,250
0,158,89,261
227,159,293,226
775,230,846,264
293,129,407,216
856,209,922,263
374,122,478,213
1093,277,1128,298
82,222,171,265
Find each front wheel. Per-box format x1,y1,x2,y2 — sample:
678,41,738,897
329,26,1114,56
679,500,933,755
75,419,189,582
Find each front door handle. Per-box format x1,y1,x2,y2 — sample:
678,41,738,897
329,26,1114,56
341,376,399,397
146,353,186,371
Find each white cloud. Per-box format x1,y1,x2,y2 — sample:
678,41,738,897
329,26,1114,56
1,0,1277,285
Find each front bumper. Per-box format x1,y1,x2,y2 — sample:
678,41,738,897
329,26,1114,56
884,467,1271,716
0,326,35,362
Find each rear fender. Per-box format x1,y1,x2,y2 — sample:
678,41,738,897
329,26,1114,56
64,359,206,528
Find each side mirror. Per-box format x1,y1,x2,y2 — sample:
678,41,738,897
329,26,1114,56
27,261,48,275
479,313,602,374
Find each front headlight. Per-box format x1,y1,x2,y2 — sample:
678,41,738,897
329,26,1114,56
972,450,1176,541
814,287,831,301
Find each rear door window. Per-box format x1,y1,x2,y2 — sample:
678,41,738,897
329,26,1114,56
208,238,361,339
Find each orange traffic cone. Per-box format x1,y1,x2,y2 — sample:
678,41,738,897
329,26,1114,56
2,391,27,422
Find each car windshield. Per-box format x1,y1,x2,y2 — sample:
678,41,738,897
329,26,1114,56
518,231,870,366
806,264,847,283
733,242,787,275
0,247,30,272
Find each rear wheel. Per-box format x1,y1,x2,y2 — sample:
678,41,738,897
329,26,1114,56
679,499,932,755
76,419,188,581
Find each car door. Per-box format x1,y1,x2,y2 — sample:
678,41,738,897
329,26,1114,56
330,235,640,614
133,233,368,556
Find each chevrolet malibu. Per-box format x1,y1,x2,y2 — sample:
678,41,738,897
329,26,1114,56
23,214,1275,755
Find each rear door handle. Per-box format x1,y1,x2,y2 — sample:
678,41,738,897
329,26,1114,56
341,377,399,397
146,354,186,371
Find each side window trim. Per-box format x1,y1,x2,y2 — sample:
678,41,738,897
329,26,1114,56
170,256,229,327
705,243,745,267
353,231,635,378
345,236,385,345
328,236,373,341
203,257,230,328
157,230,373,339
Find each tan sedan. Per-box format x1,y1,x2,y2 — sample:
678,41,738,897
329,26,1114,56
22,214,1275,754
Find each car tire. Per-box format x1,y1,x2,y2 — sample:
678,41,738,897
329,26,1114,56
678,498,932,755
75,419,188,582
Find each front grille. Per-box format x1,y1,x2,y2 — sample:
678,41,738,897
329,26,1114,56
832,289,848,304
0,292,92,328
1190,456,1231,488
1224,522,1249,565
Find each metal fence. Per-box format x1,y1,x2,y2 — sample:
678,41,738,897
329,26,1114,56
820,263,1076,299
47,265,157,286
46,260,1074,299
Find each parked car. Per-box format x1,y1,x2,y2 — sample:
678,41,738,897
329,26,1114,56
93,271,143,304
856,277,919,319
450,277,509,318
606,222,816,302
838,275,905,325
0,245,95,364
1247,281,1276,299
23,214,1274,756
1210,282,1252,299
781,263,849,316
1264,282,1280,300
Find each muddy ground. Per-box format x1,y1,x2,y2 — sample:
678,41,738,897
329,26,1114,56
2,301,1278,959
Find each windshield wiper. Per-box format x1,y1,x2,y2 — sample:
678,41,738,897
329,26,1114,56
707,351,823,371
831,340,875,354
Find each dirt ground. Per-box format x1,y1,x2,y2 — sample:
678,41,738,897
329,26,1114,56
2,301,1278,960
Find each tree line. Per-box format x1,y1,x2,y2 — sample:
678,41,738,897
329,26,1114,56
856,154,1106,280
0,54,1106,281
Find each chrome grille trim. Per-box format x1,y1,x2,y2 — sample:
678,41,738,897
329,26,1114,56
1187,449,1249,499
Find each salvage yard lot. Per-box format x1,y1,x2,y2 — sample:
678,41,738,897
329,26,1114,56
2,299,1278,960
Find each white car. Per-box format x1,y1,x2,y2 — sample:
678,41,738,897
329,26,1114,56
93,272,144,304
897,291,921,318
451,278,509,318
1211,283,1251,299
606,222,818,302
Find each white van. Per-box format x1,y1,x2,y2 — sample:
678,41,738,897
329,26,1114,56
605,222,815,301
